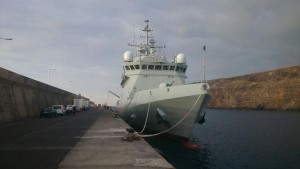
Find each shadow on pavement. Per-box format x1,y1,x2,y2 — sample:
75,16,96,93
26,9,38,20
0,110,103,169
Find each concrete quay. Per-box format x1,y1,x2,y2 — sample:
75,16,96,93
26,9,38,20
0,66,78,123
58,110,174,169
0,110,173,169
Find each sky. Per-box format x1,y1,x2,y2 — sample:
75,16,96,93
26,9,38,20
1,0,300,105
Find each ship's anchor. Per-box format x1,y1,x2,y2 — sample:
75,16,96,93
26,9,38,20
197,111,206,124
156,108,170,124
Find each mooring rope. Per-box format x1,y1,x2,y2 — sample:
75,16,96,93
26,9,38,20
138,90,152,134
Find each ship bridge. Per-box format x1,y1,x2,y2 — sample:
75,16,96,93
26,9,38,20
123,62,187,74
120,20,188,91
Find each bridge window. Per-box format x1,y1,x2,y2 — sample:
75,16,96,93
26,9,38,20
125,66,130,70
163,66,169,70
134,65,140,69
180,67,184,72
130,65,135,70
183,67,187,72
155,65,162,70
176,66,180,71
142,65,147,69
170,66,175,70
148,65,154,70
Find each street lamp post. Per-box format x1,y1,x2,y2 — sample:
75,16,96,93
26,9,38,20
48,68,56,85
68,80,73,92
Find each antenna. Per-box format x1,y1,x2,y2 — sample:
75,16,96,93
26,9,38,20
132,24,138,58
163,26,168,55
202,45,206,82
142,20,152,46
132,24,135,44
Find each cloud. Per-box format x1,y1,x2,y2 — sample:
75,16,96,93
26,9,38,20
1,0,300,104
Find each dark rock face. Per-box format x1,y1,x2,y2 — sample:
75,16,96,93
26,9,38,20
207,65,300,110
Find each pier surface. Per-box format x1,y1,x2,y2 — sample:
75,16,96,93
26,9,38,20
0,110,173,169
58,110,173,169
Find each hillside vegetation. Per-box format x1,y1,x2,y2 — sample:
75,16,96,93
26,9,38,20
207,65,300,110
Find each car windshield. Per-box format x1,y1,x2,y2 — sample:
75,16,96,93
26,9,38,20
53,106,61,109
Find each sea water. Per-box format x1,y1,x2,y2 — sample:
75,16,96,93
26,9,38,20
145,109,300,169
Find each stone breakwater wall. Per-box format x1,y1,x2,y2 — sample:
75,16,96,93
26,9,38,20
0,67,77,123
207,65,300,110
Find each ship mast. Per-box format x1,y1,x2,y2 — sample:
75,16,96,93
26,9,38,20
128,20,165,57
142,20,152,46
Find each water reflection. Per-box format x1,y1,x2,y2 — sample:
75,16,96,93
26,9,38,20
145,136,213,169
198,144,216,169
146,109,300,169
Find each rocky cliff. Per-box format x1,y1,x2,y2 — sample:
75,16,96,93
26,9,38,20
207,65,300,110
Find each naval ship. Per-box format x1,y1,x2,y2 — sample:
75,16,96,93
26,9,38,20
116,20,210,140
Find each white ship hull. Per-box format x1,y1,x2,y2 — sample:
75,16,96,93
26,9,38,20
118,83,210,140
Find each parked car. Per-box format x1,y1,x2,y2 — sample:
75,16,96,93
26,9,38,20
52,105,66,116
40,107,57,118
66,105,76,115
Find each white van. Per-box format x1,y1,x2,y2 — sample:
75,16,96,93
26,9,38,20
52,105,66,116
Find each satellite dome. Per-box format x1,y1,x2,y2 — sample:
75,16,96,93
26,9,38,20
149,38,156,45
176,53,186,64
123,51,133,62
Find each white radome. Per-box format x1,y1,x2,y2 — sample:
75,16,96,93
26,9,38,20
123,51,133,62
176,53,186,63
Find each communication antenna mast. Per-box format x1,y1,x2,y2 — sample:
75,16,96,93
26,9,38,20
132,24,138,57
142,20,152,46
202,45,206,82
132,24,136,44
163,26,168,55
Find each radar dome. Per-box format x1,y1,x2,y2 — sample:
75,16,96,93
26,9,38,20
176,53,186,64
123,51,133,62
